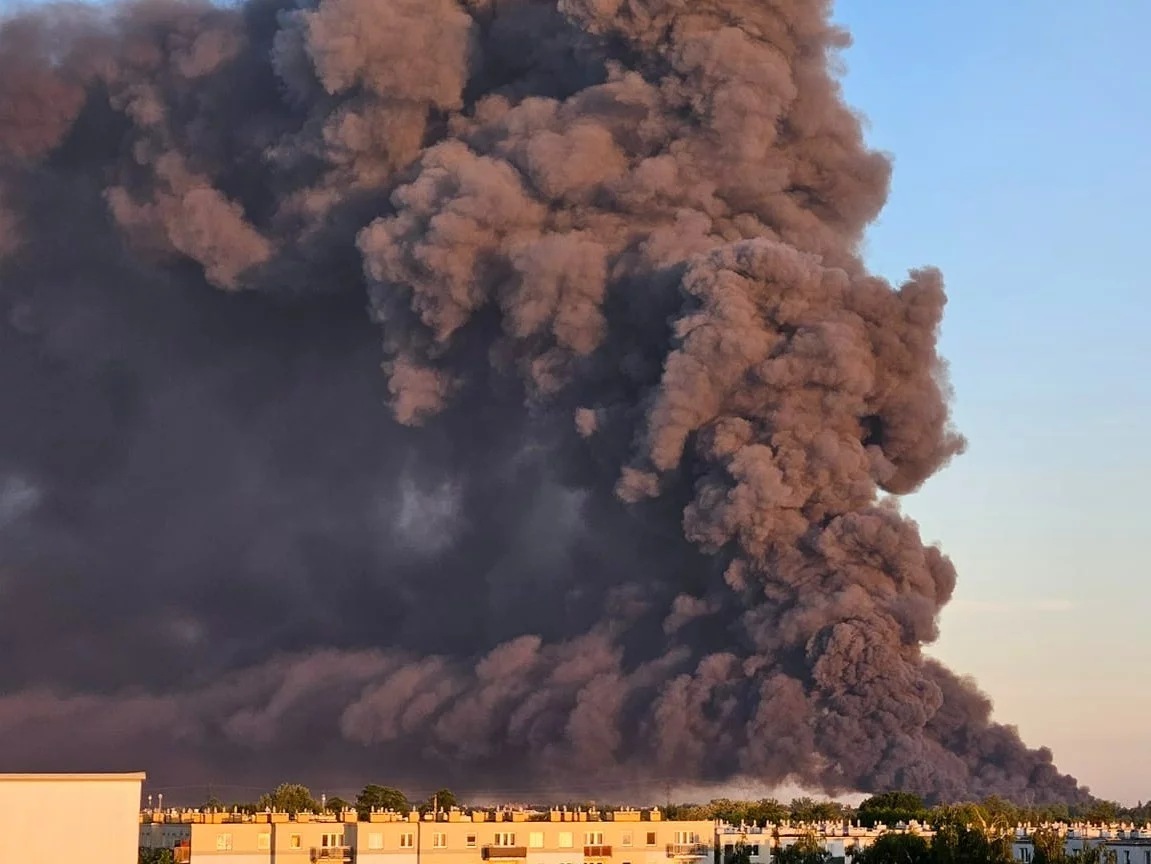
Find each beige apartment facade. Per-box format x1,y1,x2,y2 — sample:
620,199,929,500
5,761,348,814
0,772,145,864
140,807,715,864
141,809,360,862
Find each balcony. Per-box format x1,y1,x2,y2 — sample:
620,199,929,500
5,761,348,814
311,847,354,862
667,844,709,858
482,846,528,860
585,846,613,857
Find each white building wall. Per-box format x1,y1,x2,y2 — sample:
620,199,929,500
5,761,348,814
0,772,144,864
1109,843,1151,864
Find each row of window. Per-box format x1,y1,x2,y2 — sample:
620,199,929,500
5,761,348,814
215,829,701,852
1019,848,1149,864
215,832,343,851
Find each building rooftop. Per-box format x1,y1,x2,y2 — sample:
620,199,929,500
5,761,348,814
0,772,147,782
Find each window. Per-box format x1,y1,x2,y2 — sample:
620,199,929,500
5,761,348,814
290,835,302,849
466,835,477,848
216,833,233,852
369,833,384,850
750,846,760,857
586,832,604,846
400,833,415,849
322,834,344,848
495,833,517,847
258,833,270,850
530,832,545,849
434,833,447,849
622,832,633,848
675,832,699,845
559,832,574,849
646,833,657,846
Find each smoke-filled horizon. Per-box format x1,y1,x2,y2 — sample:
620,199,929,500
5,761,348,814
0,0,1083,804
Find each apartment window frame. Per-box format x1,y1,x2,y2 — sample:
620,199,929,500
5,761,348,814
290,834,302,849
529,832,545,849
216,833,233,852
585,832,605,846
369,833,384,850
466,834,478,848
400,832,416,849
495,832,517,847
322,833,344,849
646,832,657,847
559,832,574,849
622,832,633,848
258,833,271,850
434,832,448,849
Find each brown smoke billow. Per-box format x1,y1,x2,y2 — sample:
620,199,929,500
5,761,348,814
0,0,1084,804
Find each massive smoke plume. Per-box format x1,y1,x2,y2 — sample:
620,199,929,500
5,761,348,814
0,0,1084,803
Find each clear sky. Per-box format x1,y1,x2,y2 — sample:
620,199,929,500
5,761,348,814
833,0,1151,804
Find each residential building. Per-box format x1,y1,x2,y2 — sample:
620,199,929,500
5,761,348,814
139,806,714,864
1012,825,1151,864
718,820,935,864
0,771,145,864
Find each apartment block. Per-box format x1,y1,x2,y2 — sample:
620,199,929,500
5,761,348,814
140,807,714,864
1012,825,1151,864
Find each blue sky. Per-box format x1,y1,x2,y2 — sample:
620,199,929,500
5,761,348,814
833,0,1151,803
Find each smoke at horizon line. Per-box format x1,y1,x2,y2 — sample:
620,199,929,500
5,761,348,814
0,0,1084,805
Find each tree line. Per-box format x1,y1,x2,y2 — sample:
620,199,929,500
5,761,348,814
192,782,459,818
725,820,1119,864
676,792,1150,829
163,784,1151,828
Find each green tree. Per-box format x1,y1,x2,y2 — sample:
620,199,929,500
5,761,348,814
775,832,831,864
139,850,174,864
857,793,929,828
1074,846,1117,864
1031,827,1069,864
725,842,753,864
326,796,352,814
929,810,1013,864
709,799,751,825
257,783,318,815
789,798,820,824
356,785,411,817
855,833,931,864
421,788,459,814
748,799,789,826
1084,801,1119,824
809,802,845,823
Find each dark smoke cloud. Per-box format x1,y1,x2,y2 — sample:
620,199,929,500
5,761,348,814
0,0,1084,805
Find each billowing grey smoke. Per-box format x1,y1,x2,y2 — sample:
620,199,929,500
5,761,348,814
0,0,1084,804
